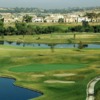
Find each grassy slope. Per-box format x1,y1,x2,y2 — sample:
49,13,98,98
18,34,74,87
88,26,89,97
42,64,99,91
4,22,100,27
0,33,100,44
0,45,100,100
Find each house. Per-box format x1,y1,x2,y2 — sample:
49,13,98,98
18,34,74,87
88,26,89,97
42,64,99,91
77,17,91,22
64,15,78,23
44,16,58,23
32,17,44,23
96,17,100,22
44,14,64,23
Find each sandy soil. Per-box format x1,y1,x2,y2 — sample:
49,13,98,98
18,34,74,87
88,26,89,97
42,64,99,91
53,73,76,77
32,75,45,77
44,80,75,83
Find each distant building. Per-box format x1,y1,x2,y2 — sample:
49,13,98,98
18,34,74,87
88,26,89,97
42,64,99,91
77,17,91,22
64,14,78,23
44,14,64,23
32,17,44,22
44,16,58,23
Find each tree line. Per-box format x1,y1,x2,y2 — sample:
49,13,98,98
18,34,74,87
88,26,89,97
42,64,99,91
0,21,61,38
0,19,100,38
66,21,100,33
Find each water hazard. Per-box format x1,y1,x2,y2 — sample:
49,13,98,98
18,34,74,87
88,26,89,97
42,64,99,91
0,41,100,48
0,77,41,100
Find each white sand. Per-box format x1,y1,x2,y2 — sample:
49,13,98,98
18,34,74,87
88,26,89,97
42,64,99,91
44,80,75,84
32,75,45,77
53,73,76,77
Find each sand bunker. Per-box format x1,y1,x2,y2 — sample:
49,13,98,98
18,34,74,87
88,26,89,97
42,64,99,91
32,75,45,77
44,80,75,83
53,73,76,77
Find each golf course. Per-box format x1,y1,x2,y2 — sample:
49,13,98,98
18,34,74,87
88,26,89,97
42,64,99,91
0,32,100,100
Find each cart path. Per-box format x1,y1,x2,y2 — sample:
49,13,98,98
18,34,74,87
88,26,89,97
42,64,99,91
86,76,100,100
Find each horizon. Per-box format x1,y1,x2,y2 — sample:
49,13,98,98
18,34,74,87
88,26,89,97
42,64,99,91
0,0,100,9
0,6,100,9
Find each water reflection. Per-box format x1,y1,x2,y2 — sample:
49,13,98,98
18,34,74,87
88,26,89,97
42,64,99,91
16,42,21,45
0,41,100,48
0,40,4,45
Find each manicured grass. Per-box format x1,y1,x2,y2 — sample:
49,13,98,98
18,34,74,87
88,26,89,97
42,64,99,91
9,64,87,72
0,45,100,100
0,22,100,100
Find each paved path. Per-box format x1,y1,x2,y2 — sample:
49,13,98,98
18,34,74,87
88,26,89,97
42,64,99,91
86,76,100,100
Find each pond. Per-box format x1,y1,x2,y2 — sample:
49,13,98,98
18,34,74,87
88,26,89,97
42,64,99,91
0,77,42,100
0,41,100,48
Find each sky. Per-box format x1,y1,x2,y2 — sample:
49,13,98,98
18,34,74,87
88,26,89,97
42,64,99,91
0,0,100,9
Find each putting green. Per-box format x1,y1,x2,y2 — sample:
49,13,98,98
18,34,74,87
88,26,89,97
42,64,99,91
9,64,87,72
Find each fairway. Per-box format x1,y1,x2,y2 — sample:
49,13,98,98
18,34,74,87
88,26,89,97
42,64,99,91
9,64,87,72
0,45,100,100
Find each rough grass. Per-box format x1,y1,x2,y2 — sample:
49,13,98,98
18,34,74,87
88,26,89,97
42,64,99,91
0,33,100,44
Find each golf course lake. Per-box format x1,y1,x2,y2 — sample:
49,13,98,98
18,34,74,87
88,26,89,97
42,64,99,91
0,77,41,100
0,41,100,48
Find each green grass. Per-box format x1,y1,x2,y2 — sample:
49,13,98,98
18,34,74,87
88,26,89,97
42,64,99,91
0,27,99,94
0,45,100,100
9,64,87,72
0,33,100,44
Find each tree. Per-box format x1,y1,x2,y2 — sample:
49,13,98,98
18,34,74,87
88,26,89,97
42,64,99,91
23,14,32,23
0,18,4,27
15,22,27,37
0,18,5,38
74,34,76,39
0,26,5,39
6,26,15,35
85,13,96,22
46,26,59,33
82,20,89,27
27,25,35,35
93,25,100,33
48,43,55,53
34,26,42,34
58,18,64,23
78,41,83,49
